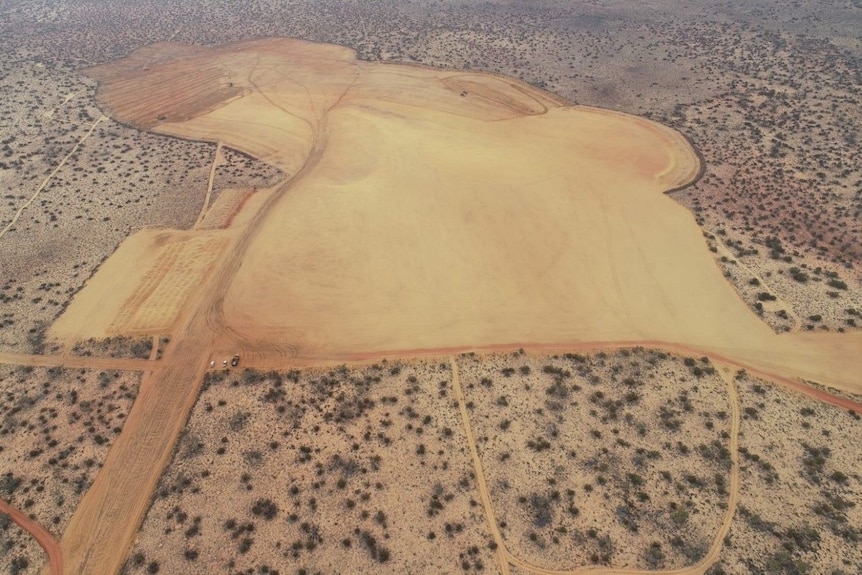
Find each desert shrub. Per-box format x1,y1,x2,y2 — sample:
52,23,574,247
251,498,278,520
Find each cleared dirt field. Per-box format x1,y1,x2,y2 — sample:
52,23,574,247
37,37,861,575
61,38,862,394
51,230,228,342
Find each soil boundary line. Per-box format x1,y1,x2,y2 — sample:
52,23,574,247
338,339,861,413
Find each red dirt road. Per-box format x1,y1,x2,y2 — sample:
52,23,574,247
0,498,63,575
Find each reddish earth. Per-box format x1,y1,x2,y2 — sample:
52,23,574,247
0,498,63,575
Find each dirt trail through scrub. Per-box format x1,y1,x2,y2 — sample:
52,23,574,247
41,37,861,575
194,141,222,227
0,351,155,371
338,338,862,411
42,90,82,120
52,121,331,575
451,355,742,575
0,498,63,575
707,229,801,332
450,357,511,575
0,115,106,240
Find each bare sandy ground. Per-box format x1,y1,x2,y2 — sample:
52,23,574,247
40,37,861,575
51,229,228,343
58,37,861,396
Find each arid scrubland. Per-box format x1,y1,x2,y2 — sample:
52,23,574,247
122,350,862,574
0,61,279,352
211,147,282,200
69,335,155,359
0,515,41,575
123,361,496,575
0,53,213,352
710,371,862,574
1,1,861,573
459,349,732,570
0,365,141,572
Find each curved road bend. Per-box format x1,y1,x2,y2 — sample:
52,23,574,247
0,498,63,575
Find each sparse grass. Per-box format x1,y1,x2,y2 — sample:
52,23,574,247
459,349,730,569
125,362,494,574
0,364,141,554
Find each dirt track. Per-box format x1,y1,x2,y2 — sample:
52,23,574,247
193,140,222,228
451,356,743,575
450,358,511,575
15,333,853,575
31,38,862,574
0,498,63,575
271,338,861,413
52,114,330,575
0,351,155,371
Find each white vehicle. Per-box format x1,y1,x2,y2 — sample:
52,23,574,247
209,360,215,368
222,359,228,368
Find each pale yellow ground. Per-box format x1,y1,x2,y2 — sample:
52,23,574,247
51,229,227,342
56,38,860,394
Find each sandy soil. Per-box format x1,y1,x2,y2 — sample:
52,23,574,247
0,498,62,575
51,229,228,343
0,363,141,575
120,349,746,575
0,365,141,535
122,362,498,575
39,37,862,575
1,511,45,575
456,349,736,571
56,38,861,395
710,371,862,574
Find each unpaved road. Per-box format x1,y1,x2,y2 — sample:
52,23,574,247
53,128,329,575
21,38,860,575
0,115,106,241
450,355,743,575
450,358,511,575
0,498,63,575
14,330,843,575
0,351,155,371
12,330,853,575
194,140,222,228
319,338,862,413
